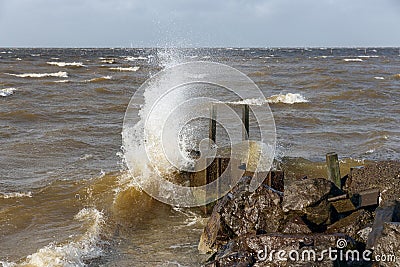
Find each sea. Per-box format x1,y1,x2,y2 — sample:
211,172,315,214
0,47,399,266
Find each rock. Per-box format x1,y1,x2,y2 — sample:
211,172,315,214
199,176,284,253
199,211,221,254
206,240,255,267
221,183,283,236
283,178,341,213
367,200,400,249
331,199,356,214
209,233,352,267
304,200,333,228
345,161,400,205
281,214,312,234
373,222,400,267
326,209,374,243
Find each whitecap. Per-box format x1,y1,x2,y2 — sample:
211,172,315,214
227,93,309,105
0,88,17,97
100,59,116,64
79,154,94,160
343,58,363,62
124,56,147,61
6,71,68,78
10,208,106,267
267,93,309,104
53,80,70,83
47,62,84,67
374,76,385,80
84,76,112,83
0,191,32,199
109,66,139,72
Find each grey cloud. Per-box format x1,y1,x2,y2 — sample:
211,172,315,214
0,0,399,47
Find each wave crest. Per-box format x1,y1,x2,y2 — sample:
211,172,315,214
6,71,68,78
228,93,309,105
47,62,84,67
109,67,139,72
0,88,16,97
8,208,106,267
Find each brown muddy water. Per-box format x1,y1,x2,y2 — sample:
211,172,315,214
0,47,399,266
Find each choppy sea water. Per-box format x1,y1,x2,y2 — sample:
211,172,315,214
0,47,399,266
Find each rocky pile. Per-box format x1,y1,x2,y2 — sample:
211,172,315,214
198,161,400,267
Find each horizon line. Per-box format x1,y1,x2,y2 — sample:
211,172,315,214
1,45,400,49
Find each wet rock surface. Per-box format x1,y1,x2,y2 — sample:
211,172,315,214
373,222,400,267
326,209,373,243
199,161,400,267
199,176,284,254
282,178,341,213
345,161,400,204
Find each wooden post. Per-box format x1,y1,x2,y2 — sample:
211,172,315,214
203,157,219,214
209,104,217,147
242,104,249,140
326,152,341,189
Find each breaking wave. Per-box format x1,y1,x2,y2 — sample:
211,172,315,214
343,58,363,62
84,76,112,83
2,208,106,267
124,56,147,61
0,88,16,97
0,191,32,199
228,93,309,105
109,67,140,72
6,71,68,78
47,62,85,67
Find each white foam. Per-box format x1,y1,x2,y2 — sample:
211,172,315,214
100,59,116,64
47,62,84,67
0,191,32,199
109,66,139,72
6,71,68,78
124,56,147,61
267,93,309,104
228,93,309,105
79,154,93,160
358,55,379,58
0,88,17,97
374,76,385,80
84,76,112,83
14,208,106,267
53,80,70,83
343,58,363,62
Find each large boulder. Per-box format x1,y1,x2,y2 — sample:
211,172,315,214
283,178,341,213
367,200,400,249
207,233,353,267
345,161,400,204
281,214,312,234
199,176,284,254
326,209,374,243
373,222,400,267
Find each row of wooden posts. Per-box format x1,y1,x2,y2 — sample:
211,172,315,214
193,103,358,213
208,103,250,146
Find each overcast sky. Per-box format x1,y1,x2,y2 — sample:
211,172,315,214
0,0,399,47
